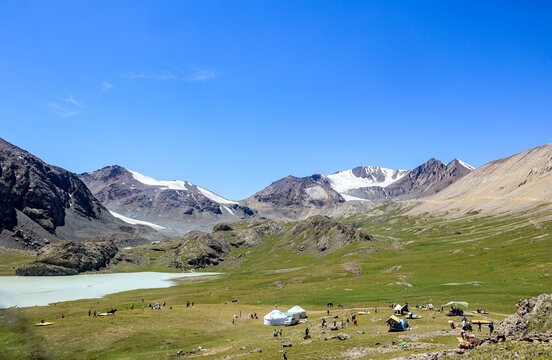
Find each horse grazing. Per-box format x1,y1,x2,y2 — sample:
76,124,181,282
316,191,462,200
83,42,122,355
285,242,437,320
338,303,344,308
107,308,117,315
327,302,334,307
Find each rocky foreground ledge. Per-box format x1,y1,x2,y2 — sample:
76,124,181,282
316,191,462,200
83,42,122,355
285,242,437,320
16,241,118,276
394,294,552,360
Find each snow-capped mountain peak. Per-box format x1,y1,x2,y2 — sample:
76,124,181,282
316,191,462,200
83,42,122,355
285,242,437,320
326,166,408,194
455,159,475,170
129,170,190,191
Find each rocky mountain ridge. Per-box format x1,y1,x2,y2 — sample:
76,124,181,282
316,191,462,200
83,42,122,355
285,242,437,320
80,165,257,234
0,138,158,250
409,143,552,215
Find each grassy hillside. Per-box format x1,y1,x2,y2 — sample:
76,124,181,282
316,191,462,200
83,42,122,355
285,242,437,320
1,206,551,359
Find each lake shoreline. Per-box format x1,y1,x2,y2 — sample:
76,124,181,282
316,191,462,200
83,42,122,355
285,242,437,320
0,271,221,309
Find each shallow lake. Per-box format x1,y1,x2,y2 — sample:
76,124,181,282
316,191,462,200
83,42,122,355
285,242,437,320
0,272,219,308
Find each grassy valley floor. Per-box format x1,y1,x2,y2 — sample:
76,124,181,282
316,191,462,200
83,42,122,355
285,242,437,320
1,206,551,359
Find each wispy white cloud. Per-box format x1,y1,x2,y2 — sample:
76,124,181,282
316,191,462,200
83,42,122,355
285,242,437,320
48,94,85,117
64,94,85,108
126,71,178,81
49,103,79,117
125,66,218,82
188,67,217,82
101,81,114,92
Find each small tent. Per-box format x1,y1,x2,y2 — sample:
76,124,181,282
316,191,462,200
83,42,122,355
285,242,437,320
287,305,307,319
394,304,409,315
443,301,468,317
442,301,468,308
264,310,288,326
386,315,410,332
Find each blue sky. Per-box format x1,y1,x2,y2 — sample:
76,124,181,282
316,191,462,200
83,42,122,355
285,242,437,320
1,1,551,199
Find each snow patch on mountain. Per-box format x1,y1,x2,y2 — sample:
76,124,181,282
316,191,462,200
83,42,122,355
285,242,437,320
197,186,238,205
129,170,190,190
327,167,407,194
457,159,475,170
222,205,235,215
341,194,369,201
110,211,166,230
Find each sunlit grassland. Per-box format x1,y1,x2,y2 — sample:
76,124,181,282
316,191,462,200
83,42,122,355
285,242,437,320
1,206,551,359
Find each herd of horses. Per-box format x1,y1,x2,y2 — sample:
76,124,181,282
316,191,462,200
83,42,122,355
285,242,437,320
326,302,344,308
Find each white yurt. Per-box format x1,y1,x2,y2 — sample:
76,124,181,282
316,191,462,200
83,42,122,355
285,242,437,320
264,310,288,326
287,305,307,319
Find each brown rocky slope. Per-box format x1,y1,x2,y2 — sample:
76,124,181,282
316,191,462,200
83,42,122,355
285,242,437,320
409,143,552,215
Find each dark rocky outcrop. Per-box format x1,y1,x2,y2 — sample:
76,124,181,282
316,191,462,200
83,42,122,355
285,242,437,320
16,240,118,276
289,215,372,254
213,223,234,232
162,218,283,270
493,294,552,341
15,262,79,276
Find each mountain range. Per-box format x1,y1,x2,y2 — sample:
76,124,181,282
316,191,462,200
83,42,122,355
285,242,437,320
2,136,551,250
242,158,474,219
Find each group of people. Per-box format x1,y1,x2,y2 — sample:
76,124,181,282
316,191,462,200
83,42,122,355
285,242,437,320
87,299,175,318
248,312,258,319
450,315,494,339
272,328,283,337
88,308,116,317
321,312,357,329
233,310,262,324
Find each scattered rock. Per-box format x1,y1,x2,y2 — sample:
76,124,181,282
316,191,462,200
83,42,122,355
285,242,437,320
354,330,365,334
282,342,292,347
384,265,402,273
337,333,351,340
387,281,413,287
342,261,362,276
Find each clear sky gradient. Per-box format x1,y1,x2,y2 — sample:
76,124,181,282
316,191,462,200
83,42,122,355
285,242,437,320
1,1,551,199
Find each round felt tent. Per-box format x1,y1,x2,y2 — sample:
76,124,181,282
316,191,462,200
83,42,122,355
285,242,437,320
287,305,307,319
264,310,288,326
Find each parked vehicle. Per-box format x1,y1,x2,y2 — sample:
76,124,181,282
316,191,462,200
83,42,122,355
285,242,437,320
284,316,299,326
